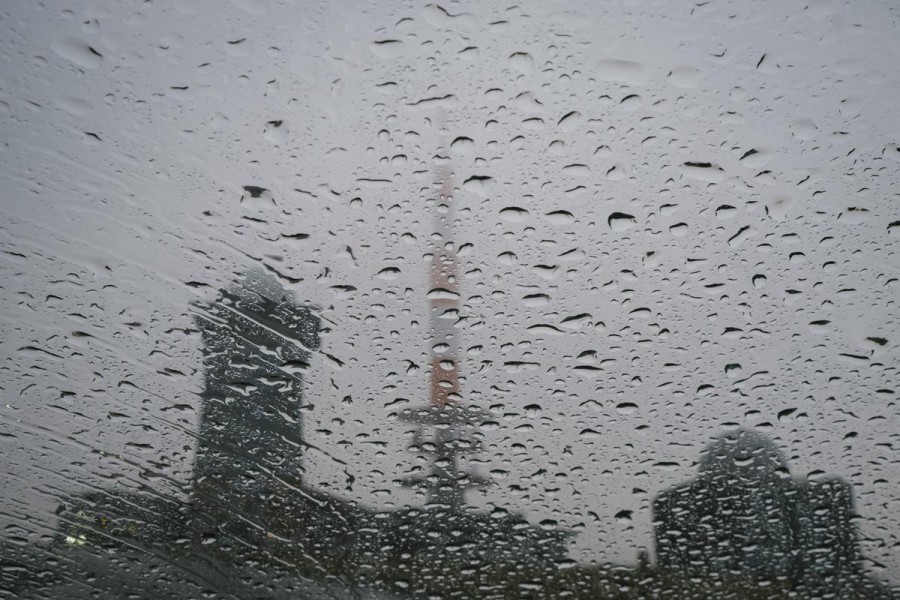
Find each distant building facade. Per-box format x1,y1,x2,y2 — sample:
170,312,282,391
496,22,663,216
189,271,321,559
653,428,861,580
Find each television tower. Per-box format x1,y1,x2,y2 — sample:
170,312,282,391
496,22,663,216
399,123,488,510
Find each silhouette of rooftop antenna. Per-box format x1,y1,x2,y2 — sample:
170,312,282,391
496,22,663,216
399,112,488,510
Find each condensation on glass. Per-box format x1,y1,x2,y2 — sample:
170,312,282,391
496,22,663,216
1,1,898,598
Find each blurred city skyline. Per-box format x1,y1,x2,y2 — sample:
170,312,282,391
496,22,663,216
1,0,898,588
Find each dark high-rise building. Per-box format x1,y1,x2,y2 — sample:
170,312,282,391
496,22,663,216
653,428,862,580
190,270,320,558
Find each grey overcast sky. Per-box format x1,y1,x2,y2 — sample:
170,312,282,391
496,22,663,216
1,0,899,582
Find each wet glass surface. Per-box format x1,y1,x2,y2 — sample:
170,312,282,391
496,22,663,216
1,1,899,598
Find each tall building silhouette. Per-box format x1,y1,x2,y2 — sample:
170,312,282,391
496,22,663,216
189,270,321,559
653,428,862,580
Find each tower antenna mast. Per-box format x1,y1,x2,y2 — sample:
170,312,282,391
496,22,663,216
400,113,487,510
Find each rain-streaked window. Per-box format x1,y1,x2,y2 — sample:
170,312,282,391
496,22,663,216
2,1,899,598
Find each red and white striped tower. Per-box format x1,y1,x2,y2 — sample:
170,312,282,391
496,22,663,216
400,126,488,510
428,160,461,407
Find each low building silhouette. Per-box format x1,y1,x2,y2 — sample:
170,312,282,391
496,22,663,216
653,428,861,580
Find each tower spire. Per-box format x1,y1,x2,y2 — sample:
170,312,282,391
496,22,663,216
428,151,460,407
399,116,488,510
